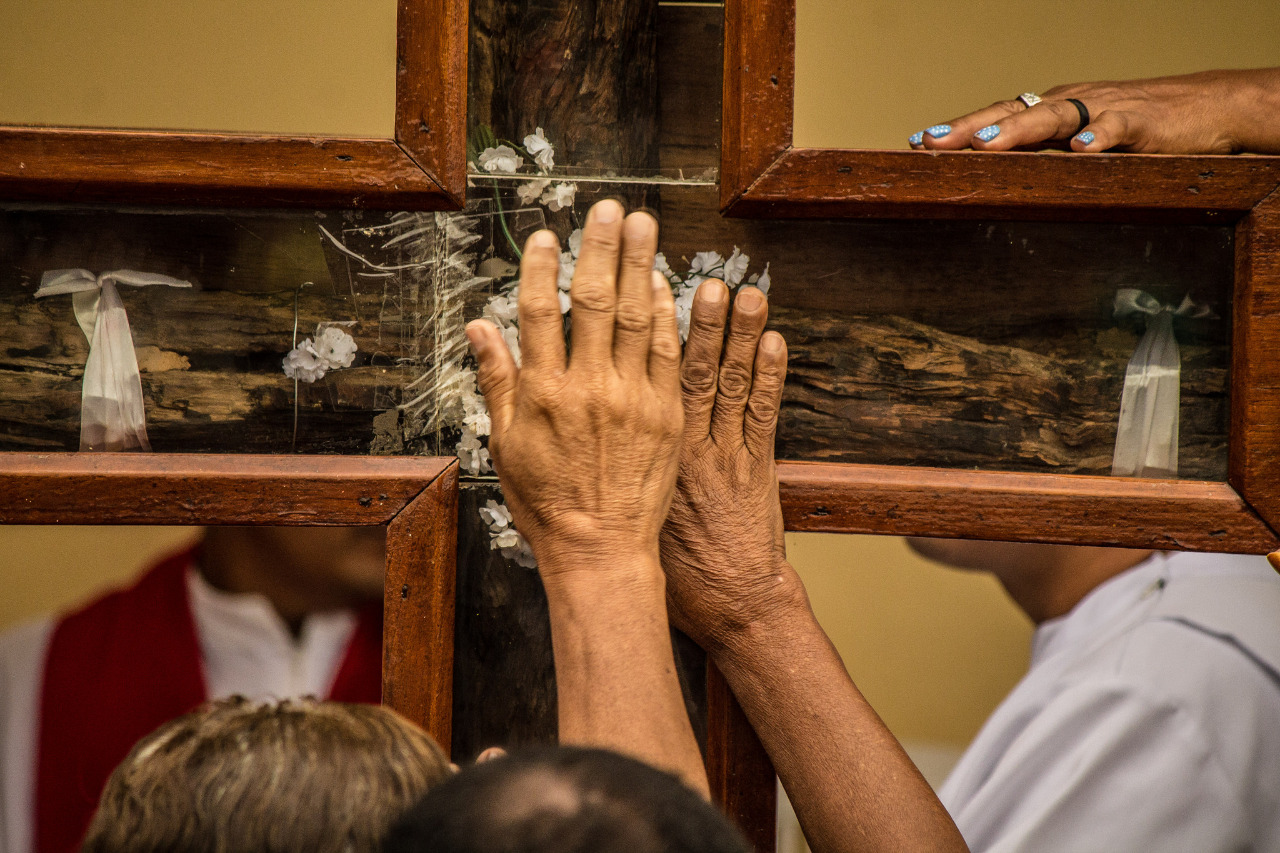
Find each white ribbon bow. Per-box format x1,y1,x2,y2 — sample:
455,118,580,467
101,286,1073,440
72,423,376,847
1111,288,1214,478
35,269,192,451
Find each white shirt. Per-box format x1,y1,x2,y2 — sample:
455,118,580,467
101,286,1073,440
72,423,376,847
940,551,1280,852
0,569,358,853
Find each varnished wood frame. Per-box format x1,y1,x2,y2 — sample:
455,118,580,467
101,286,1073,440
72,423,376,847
0,0,467,210
723,0,1280,551
0,452,460,752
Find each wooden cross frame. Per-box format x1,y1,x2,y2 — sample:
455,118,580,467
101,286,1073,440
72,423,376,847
724,0,1280,553
0,0,469,210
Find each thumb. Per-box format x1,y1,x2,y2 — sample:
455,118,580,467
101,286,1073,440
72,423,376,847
467,320,518,435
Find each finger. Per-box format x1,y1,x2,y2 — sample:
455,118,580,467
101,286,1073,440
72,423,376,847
680,279,730,441
569,199,625,371
613,211,659,375
516,229,567,375
917,100,1024,150
970,99,1084,151
466,320,518,435
1070,109,1141,152
710,286,768,446
744,331,788,460
1268,551,1280,574
648,272,682,398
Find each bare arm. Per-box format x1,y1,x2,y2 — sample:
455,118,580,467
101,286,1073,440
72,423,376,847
467,200,707,796
661,281,968,851
911,67,1280,154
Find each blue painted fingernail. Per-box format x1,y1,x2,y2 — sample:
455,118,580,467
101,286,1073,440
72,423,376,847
1075,131,1095,145
925,124,952,139
975,125,1001,142
908,130,925,146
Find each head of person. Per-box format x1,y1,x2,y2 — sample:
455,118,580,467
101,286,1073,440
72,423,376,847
202,525,388,606
383,745,750,853
82,696,452,853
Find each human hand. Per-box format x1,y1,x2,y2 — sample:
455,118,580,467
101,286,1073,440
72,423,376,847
466,200,683,574
659,279,800,654
908,69,1279,155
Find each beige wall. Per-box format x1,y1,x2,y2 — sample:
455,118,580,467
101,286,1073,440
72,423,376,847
796,0,1280,150
0,0,396,136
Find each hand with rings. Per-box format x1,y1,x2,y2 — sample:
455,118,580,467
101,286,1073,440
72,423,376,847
907,68,1280,155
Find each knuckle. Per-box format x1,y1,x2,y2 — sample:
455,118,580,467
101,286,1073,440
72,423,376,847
583,228,619,254
613,299,651,335
571,287,615,314
520,295,563,326
682,362,718,396
717,364,753,399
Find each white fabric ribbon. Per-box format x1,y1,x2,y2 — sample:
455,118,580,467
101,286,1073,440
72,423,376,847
35,269,192,451
1111,288,1214,478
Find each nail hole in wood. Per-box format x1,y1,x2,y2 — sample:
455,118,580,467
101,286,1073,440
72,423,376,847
401,585,410,599
358,496,373,507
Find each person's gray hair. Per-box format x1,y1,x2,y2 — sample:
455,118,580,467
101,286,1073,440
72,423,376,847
82,696,452,853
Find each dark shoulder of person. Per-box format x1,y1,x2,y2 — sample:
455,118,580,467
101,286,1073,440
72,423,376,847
383,745,751,853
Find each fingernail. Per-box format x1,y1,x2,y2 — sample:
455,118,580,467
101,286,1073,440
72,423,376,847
736,287,764,311
925,124,951,139
465,323,487,355
698,280,726,303
974,125,1000,143
908,130,925,146
762,333,783,354
591,199,622,223
529,230,557,250
1075,131,1095,145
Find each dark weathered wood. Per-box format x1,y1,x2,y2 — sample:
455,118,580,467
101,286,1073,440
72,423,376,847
778,461,1279,552
773,308,1227,480
1231,189,1280,532
706,663,777,853
0,453,452,525
720,0,1280,222
470,0,658,175
0,0,467,209
384,462,459,753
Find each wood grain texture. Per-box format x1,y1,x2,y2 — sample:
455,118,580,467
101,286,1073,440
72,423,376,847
396,0,469,204
720,0,794,211
383,461,458,753
0,0,467,209
1230,189,1280,532
706,663,777,853
0,453,452,524
778,460,1279,552
720,0,1280,221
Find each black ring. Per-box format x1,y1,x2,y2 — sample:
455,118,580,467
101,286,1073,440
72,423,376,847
1066,98,1090,135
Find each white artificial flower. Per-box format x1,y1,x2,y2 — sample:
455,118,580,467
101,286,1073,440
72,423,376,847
523,127,555,171
492,528,522,549
689,251,724,276
568,228,583,258
723,248,750,287
503,542,539,568
558,290,571,314
749,263,771,295
282,340,327,383
484,291,519,326
653,252,673,279
516,178,551,206
463,408,491,435
557,251,576,291
480,499,514,531
456,429,492,475
313,326,358,368
675,286,698,343
478,145,523,174
540,182,576,213
499,324,521,366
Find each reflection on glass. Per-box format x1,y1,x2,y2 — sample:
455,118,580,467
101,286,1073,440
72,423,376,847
794,0,1280,149
0,0,396,136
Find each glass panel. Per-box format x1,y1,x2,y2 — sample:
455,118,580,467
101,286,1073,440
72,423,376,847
464,0,722,183
0,0,396,136
793,0,1280,150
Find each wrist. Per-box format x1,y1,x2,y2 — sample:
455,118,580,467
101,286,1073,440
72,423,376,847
703,559,812,662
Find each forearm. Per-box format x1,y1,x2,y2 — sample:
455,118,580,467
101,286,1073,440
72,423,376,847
1224,67,1280,154
713,568,967,853
541,552,709,798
